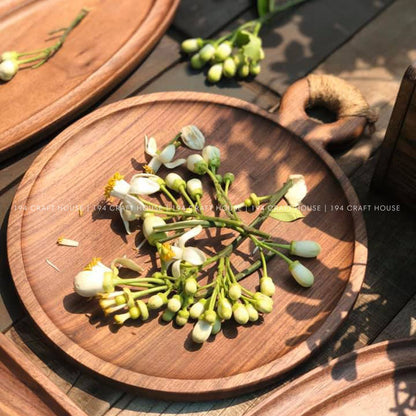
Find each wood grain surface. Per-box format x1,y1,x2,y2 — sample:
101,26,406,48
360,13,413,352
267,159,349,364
0,0,179,160
7,92,367,400
246,338,416,416
0,332,87,416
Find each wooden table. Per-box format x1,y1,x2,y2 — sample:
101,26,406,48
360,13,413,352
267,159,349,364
1,0,415,414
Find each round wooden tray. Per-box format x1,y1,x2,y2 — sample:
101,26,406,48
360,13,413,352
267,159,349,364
0,0,179,160
246,338,416,416
7,92,367,400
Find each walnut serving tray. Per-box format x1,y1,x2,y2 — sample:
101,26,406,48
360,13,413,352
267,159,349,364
0,0,178,160
7,92,367,400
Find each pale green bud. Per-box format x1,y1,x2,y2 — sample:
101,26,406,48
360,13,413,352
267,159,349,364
167,295,182,313
181,38,203,54
246,303,259,322
0,59,18,81
228,283,242,301
190,53,205,70
223,172,235,184
202,145,220,169
250,62,261,75
148,294,164,309
162,308,175,322
142,215,167,245
1,51,18,61
217,298,233,320
260,277,275,297
289,241,321,258
184,278,198,295
207,63,223,83
254,293,273,314
289,261,314,287
186,154,208,174
211,317,222,335
214,42,232,61
175,309,189,326
192,319,212,343
204,310,217,324
238,64,250,78
233,303,249,325
189,299,206,319
223,57,237,78
129,306,140,320
186,178,203,199
199,44,216,62
165,172,186,192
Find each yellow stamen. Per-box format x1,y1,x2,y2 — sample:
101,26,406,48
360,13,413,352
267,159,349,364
78,206,83,217
104,172,124,199
143,165,155,174
83,257,102,271
160,242,175,262
57,236,79,247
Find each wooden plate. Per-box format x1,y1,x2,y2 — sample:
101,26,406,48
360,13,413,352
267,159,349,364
246,338,416,416
0,333,87,416
7,92,367,400
0,0,178,160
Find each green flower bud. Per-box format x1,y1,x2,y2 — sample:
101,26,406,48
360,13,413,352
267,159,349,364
211,317,222,335
217,297,233,320
215,174,223,184
233,53,245,67
167,294,182,313
223,57,237,78
250,62,261,76
254,293,273,313
165,172,186,192
223,172,235,184
246,303,259,322
162,308,176,322
289,241,321,258
189,299,206,319
233,303,249,325
175,309,189,326
185,278,198,295
204,309,217,324
202,145,221,169
136,300,149,321
238,64,250,78
228,283,242,301
0,59,18,81
142,215,167,246
1,51,18,61
190,53,205,70
186,178,203,199
260,276,275,297
214,42,232,61
289,261,314,287
186,154,208,175
129,306,140,320
148,293,167,309
207,63,223,83
199,44,216,62
181,38,203,54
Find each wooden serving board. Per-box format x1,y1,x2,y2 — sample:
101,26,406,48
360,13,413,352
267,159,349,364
7,92,367,400
0,0,178,160
246,338,416,416
0,332,87,416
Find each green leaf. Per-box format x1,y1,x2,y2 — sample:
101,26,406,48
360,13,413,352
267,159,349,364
235,30,251,47
269,206,304,222
257,0,269,17
242,34,262,61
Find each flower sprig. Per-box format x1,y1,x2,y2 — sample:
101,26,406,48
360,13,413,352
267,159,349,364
180,0,308,83
73,124,321,344
0,8,89,82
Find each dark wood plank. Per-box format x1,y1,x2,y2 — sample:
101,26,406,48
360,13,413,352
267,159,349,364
173,0,251,38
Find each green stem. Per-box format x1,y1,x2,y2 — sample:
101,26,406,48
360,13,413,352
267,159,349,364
160,184,181,209
131,285,168,299
113,277,165,285
179,186,197,211
252,236,293,265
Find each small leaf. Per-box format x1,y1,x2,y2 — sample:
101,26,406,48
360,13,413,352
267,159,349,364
257,0,270,17
242,34,262,61
269,206,304,222
235,30,251,47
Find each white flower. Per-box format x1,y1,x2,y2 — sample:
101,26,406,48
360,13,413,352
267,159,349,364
192,319,212,343
285,174,307,207
0,59,18,81
290,240,321,258
202,146,220,168
74,259,111,297
181,125,205,150
118,194,145,234
145,136,185,173
170,226,206,277
289,260,314,287
186,154,207,174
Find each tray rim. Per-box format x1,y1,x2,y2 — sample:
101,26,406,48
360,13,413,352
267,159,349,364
245,338,416,416
0,0,180,160
7,91,368,400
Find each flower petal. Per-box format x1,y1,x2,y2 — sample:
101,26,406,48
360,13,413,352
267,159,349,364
285,174,307,207
148,157,162,173
158,144,176,163
179,225,203,248
171,245,183,260
164,158,186,169
123,194,145,215
145,135,157,156
129,177,160,195
182,247,206,265
172,260,182,278
119,203,132,234
181,125,205,150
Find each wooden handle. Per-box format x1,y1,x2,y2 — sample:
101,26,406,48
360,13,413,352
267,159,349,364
277,78,367,150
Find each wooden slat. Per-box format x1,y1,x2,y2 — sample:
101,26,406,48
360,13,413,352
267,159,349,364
172,0,251,38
